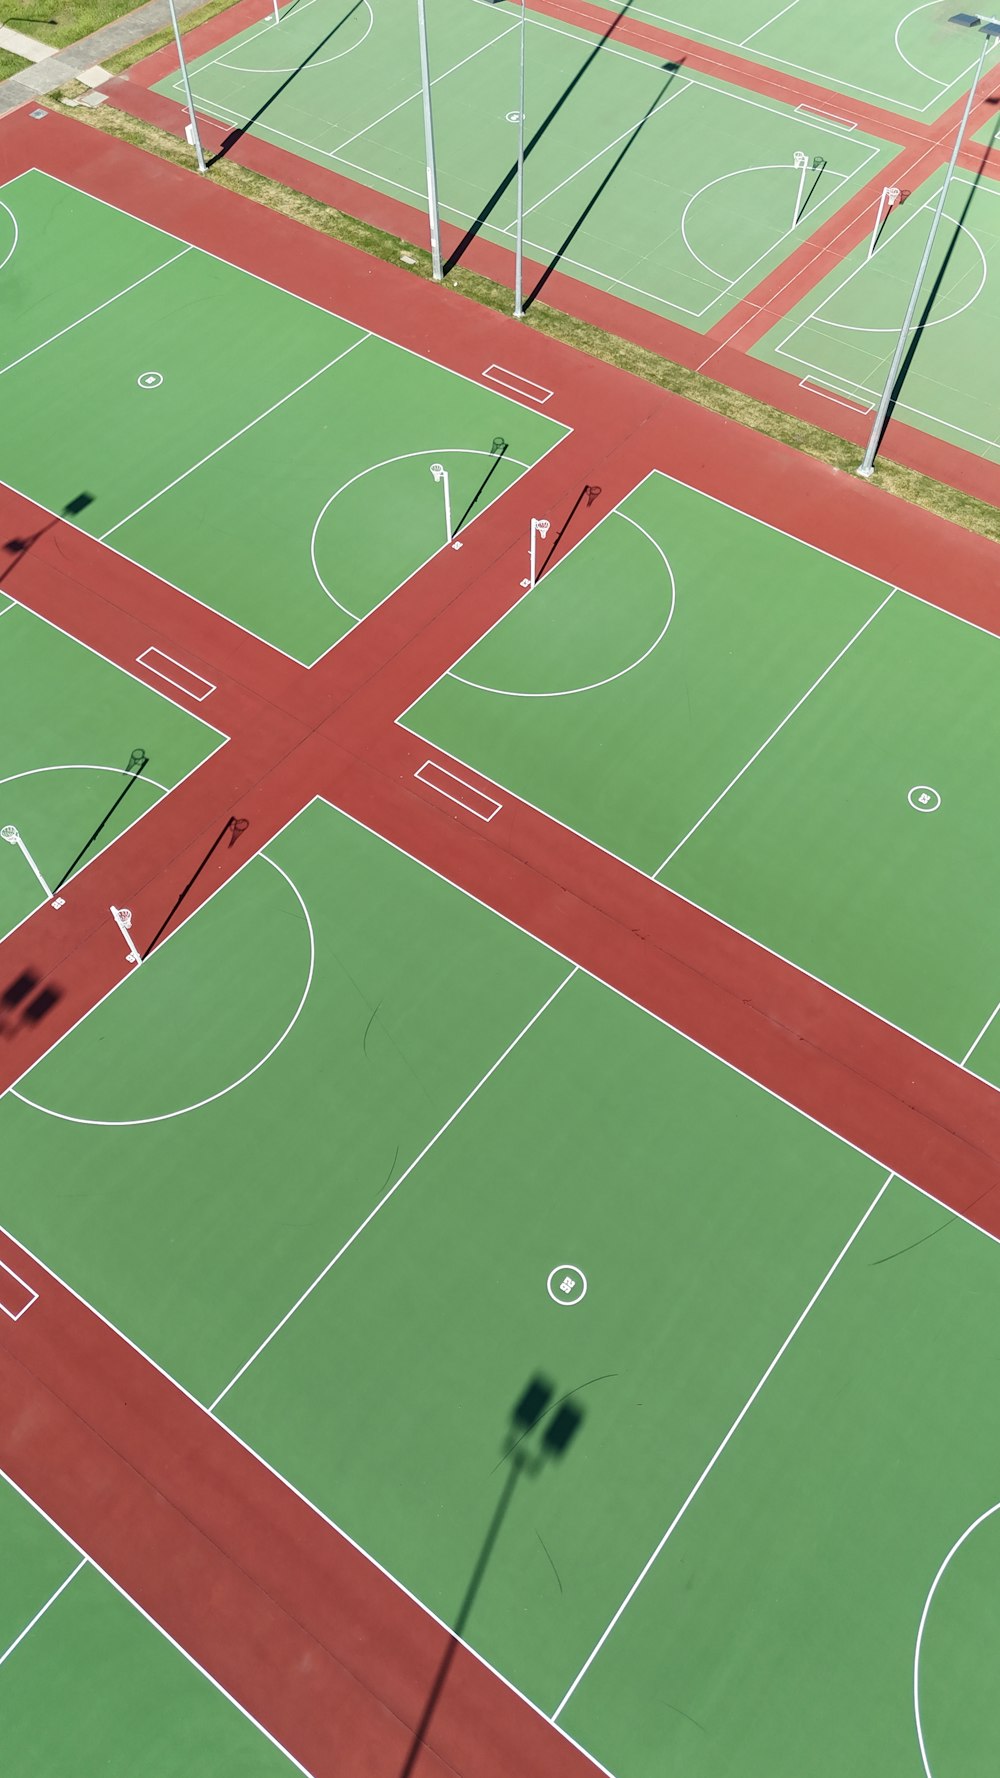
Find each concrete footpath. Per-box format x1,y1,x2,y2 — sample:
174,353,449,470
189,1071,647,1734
0,0,210,117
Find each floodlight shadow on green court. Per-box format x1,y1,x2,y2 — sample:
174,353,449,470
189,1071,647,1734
858,11,1000,475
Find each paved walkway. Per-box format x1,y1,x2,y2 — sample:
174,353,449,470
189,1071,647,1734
0,0,209,116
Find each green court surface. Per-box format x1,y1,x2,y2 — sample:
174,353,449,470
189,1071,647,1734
0,170,561,666
753,167,1000,464
156,0,896,328
0,1476,302,1774
585,0,1000,122
2,796,1000,1775
0,604,219,944
403,469,1000,1062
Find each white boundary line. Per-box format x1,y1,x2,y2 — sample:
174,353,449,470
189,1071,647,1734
1,170,570,669
0,1255,38,1320
12,854,314,1128
0,793,997,1778
210,967,577,1408
0,246,191,381
400,462,1000,1072
770,177,1000,450
551,1169,895,1720
0,1476,313,1774
913,1498,1000,1778
100,336,371,541
654,587,897,871
0,1558,87,1669
182,13,881,321
605,0,996,115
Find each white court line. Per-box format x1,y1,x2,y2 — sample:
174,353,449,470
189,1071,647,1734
514,77,692,224
551,1168,895,1720
740,0,800,49
100,334,370,541
331,19,518,157
210,967,578,1409
0,1559,87,1670
401,460,1000,1073
913,1499,1000,1778
0,597,17,616
0,246,191,380
0,789,994,1778
612,0,988,114
0,1475,313,1776
655,588,896,873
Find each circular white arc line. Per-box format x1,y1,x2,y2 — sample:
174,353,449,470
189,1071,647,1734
913,1499,1000,1778
822,210,988,334
12,855,315,1127
679,163,833,283
311,447,530,622
0,201,19,277
893,1,995,90
448,511,676,699
219,0,373,73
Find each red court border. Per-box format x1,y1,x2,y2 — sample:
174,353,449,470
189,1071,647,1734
0,107,999,1778
107,0,1000,501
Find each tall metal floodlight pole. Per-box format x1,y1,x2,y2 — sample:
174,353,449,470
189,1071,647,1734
513,0,527,318
416,0,444,282
857,12,1000,478
167,0,207,174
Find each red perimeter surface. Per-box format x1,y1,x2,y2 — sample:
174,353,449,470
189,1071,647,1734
0,108,999,1778
109,0,1000,503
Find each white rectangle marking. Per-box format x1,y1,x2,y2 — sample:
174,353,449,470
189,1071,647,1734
795,103,857,130
482,363,553,405
136,647,216,702
415,761,502,822
0,1259,37,1320
800,376,875,416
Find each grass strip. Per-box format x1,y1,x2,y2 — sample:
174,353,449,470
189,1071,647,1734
102,0,243,74
41,85,1000,546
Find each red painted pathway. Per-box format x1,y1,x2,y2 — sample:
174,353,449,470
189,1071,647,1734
0,110,998,1778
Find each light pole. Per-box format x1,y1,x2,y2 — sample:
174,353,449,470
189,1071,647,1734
513,0,527,317
416,0,443,282
167,0,207,174
857,12,1000,478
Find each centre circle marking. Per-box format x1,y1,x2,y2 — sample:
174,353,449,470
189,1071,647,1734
908,785,941,812
137,371,163,389
0,771,314,1127
547,1264,587,1306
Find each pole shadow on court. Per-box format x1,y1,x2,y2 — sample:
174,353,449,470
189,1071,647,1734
443,0,638,275
397,1374,585,1778
209,0,367,165
536,482,602,578
524,58,683,312
882,106,999,433
140,815,249,959
53,747,150,896
1,491,95,583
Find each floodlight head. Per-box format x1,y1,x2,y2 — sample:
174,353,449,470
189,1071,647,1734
981,17,1000,34
429,462,446,482
1,824,18,843
950,12,982,25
